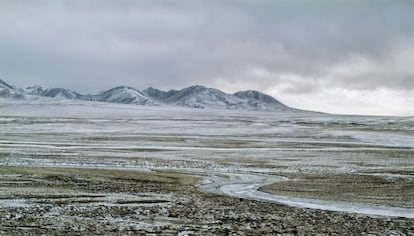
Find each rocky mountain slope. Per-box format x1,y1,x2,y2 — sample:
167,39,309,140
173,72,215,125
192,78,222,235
144,85,245,109
143,85,292,111
234,90,291,111
1,79,297,111
26,86,83,99
93,86,153,105
0,79,25,99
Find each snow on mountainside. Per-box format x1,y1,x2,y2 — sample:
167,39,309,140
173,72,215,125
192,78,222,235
234,90,292,111
144,86,243,109
234,90,282,104
1,78,298,112
0,79,25,99
94,86,153,105
25,86,83,99
142,87,171,100
43,88,83,99
144,85,293,111
154,85,249,109
25,85,46,96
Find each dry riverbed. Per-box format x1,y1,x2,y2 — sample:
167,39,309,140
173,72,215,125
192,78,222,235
1,166,413,235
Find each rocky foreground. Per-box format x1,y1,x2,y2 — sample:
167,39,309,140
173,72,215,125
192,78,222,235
0,166,412,235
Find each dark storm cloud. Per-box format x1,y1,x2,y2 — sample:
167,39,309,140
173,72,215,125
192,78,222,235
1,0,413,97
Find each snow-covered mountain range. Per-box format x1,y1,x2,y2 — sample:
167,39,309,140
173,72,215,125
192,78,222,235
0,79,298,111
26,86,83,99
143,85,292,111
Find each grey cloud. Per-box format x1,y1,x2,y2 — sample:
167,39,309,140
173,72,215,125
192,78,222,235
1,0,414,95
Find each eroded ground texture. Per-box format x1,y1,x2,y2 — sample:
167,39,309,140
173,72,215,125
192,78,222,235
0,99,413,235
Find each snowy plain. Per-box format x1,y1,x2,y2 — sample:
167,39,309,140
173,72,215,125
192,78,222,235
1,98,413,218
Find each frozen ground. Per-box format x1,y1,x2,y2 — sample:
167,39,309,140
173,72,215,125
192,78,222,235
0,98,413,234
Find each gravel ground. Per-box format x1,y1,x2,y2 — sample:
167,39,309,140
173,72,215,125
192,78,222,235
0,166,413,235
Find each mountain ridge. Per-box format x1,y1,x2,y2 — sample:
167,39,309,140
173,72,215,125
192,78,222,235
0,79,25,99
94,86,153,105
0,79,299,112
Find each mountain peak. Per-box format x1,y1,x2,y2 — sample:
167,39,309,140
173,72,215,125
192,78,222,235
180,85,209,93
96,86,153,105
189,84,207,89
0,78,300,112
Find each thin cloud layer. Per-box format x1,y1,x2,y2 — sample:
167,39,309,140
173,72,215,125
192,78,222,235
1,0,413,115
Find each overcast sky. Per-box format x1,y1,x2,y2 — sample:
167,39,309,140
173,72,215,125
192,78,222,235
1,0,413,116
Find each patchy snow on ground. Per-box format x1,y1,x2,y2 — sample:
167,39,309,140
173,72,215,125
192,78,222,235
1,98,413,218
